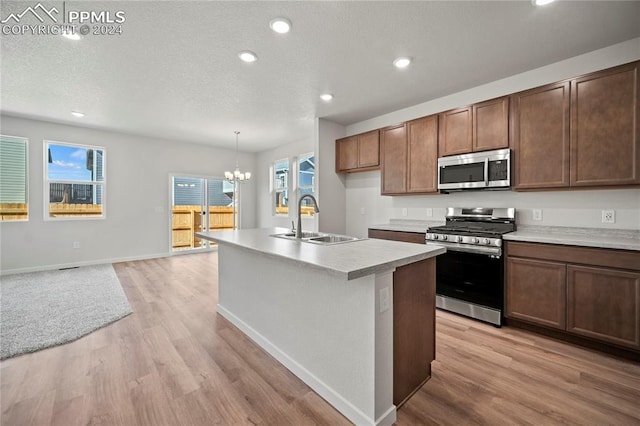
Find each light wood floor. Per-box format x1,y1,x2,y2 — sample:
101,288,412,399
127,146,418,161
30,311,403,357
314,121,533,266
2,252,639,425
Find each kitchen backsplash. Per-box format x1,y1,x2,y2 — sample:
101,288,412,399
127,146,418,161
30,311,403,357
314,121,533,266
345,171,640,237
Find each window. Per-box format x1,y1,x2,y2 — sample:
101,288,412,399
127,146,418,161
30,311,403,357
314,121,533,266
273,159,289,215
45,141,105,219
0,135,28,221
298,153,315,217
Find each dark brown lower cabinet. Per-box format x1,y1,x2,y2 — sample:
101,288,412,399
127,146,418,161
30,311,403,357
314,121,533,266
506,257,566,330
393,258,435,407
368,229,435,406
567,265,640,348
505,241,640,351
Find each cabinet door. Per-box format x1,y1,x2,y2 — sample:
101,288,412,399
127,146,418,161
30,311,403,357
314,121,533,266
407,115,438,193
335,136,358,171
438,107,472,156
357,130,380,168
473,96,509,152
506,257,567,330
381,124,408,194
511,82,570,189
571,61,640,186
567,265,640,349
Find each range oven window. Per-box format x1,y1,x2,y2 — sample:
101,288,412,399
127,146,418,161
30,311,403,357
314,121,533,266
435,251,503,310
440,162,484,184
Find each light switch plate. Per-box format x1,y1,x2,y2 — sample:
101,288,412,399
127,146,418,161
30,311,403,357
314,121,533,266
379,287,390,313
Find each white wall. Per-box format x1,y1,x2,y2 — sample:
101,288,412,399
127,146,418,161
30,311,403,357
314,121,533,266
0,115,257,274
256,136,316,231
342,38,640,238
316,118,347,235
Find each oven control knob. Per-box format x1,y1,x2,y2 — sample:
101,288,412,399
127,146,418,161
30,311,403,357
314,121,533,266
471,237,479,244
456,236,463,243
483,238,490,245
441,235,448,241
433,234,439,240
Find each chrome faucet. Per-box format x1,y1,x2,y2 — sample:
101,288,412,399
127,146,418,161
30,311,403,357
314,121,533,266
296,194,320,238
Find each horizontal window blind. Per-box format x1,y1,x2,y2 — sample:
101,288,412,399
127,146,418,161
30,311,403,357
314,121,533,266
0,136,28,203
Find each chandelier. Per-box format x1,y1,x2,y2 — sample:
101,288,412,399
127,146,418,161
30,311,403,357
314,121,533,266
225,131,251,182
225,131,251,229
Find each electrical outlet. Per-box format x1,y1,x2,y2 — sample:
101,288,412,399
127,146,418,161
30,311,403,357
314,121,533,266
73,241,80,249
602,210,615,224
401,208,408,217
379,287,390,313
360,207,366,215
426,208,433,217
533,209,543,221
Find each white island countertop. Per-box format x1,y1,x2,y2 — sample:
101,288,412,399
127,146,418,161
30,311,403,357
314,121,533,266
196,227,445,280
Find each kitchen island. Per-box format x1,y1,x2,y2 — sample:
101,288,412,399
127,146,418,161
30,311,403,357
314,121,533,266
196,227,445,426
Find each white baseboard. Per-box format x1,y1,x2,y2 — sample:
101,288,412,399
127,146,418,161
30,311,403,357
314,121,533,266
217,304,395,426
0,252,170,276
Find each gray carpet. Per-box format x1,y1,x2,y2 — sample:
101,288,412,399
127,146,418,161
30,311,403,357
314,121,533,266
1,264,132,359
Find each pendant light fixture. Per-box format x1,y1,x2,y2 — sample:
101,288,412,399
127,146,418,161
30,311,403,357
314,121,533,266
225,131,251,229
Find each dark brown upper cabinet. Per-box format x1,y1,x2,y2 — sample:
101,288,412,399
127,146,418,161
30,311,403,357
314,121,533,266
438,96,509,157
511,61,639,190
335,130,380,173
511,81,571,189
407,115,439,193
570,61,640,187
381,123,408,194
380,115,439,195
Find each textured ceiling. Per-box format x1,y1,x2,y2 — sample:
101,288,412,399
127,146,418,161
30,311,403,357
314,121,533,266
1,1,639,151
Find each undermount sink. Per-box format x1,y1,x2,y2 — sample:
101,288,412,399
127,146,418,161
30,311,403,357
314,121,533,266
306,235,364,245
270,231,325,240
270,232,365,245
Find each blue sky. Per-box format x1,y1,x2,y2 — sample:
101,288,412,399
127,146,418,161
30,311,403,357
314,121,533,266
47,144,98,181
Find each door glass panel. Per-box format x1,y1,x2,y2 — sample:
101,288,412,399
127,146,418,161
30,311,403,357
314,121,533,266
171,176,234,252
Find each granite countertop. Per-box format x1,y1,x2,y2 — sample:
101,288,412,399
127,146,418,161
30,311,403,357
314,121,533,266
196,227,445,280
368,219,445,234
504,225,640,251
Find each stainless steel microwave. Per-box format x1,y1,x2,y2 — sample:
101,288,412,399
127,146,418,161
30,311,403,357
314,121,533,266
437,149,510,191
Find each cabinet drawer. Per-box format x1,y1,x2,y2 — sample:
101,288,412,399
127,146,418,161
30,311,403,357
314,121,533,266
368,229,425,244
506,241,640,272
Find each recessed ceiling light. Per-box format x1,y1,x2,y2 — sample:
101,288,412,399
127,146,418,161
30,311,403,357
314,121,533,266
269,17,291,34
63,32,81,41
320,93,333,101
238,51,258,63
532,0,555,5
393,57,412,69
71,111,85,117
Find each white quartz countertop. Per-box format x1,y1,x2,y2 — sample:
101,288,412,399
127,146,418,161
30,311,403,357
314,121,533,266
196,227,446,280
368,219,444,234
504,226,640,251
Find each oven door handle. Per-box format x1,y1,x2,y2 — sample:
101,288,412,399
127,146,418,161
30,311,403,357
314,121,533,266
426,241,502,257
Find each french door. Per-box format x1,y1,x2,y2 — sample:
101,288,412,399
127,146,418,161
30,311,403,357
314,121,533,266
170,175,233,252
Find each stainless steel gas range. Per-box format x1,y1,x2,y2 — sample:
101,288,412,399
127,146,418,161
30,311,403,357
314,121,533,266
425,207,516,326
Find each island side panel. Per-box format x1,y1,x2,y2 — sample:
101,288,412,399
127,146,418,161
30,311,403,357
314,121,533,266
217,243,394,426
393,257,436,407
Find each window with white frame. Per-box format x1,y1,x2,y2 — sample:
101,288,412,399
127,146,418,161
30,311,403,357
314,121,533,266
273,158,289,215
0,135,29,221
45,141,105,219
298,153,315,217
